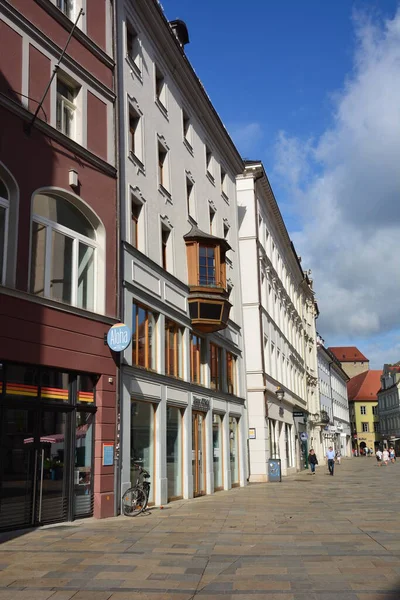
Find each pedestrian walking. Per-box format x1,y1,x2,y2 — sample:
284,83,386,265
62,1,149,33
375,448,382,465
382,448,389,465
336,450,341,465
326,446,335,476
389,447,396,463
308,449,318,475
354,449,358,457
369,447,374,456
365,447,369,457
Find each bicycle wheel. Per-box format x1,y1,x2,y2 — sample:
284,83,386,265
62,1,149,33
122,486,148,516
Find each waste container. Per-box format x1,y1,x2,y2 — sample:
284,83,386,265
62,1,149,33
268,458,282,482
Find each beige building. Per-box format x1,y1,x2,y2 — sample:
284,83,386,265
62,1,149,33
329,347,369,379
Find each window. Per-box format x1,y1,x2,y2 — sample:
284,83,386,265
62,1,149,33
30,193,97,311
56,75,78,139
0,178,8,285
362,422,369,432
210,343,222,390
131,200,141,248
158,142,169,191
186,176,194,218
205,146,214,180
132,302,157,370
374,422,380,433
209,206,215,234
155,65,166,109
226,352,236,394
199,246,215,286
221,167,228,198
57,0,72,18
360,405,366,415
126,22,141,73
165,319,183,378
129,105,142,161
182,109,192,149
372,405,378,416
161,224,170,270
223,222,229,241
190,334,204,384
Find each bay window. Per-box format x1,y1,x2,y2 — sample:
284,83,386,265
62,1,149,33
30,193,97,311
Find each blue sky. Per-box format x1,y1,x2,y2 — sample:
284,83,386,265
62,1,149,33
163,1,400,368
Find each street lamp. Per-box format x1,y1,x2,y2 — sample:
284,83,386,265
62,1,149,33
275,387,285,402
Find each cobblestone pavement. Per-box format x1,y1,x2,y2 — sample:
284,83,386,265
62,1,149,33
1,457,400,600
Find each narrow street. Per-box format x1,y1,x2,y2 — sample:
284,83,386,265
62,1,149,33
1,458,400,600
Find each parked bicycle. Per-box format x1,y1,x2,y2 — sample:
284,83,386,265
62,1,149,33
121,462,151,516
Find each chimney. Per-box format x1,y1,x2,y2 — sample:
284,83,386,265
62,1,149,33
169,19,190,48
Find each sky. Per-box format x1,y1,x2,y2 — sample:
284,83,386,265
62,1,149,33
163,0,400,369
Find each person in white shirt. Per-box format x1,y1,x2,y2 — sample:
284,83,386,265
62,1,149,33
326,447,336,476
382,448,389,465
376,449,383,466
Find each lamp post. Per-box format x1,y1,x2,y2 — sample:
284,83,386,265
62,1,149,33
275,387,285,402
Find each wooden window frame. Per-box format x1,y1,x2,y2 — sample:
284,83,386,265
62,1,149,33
226,351,236,395
210,342,222,391
132,302,157,370
165,319,183,379
190,333,204,384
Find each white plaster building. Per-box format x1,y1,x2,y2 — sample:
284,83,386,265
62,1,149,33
116,0,247,507
237,162,320,479
317,336,351,456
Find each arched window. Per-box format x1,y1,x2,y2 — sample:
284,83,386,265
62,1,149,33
30,193,98,311
0,178,9,285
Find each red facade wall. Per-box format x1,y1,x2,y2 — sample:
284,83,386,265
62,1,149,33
87,91,108,159
8,0,112,88
0,21,22,99
0,106,117,317
28,46,51,120
86,0,106,51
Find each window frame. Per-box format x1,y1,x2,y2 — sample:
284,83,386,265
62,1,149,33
210,342,222,391
205,145,214,182
360,405,366,415
186,174,195,219
128,102,143,164
155,65,167,113
190,333,204,385
56,74,80,141
165,319,183,379
361,422,369,433
182,108,192,152
226,351,236,395
0,182,9,286
132,302,157,371
126,21,142,76
30,195,98,311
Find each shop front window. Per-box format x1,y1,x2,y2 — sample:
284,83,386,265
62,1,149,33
213,413,223,490
131,400,155,503
74,412,94,517
285,423,293,468
166,406,183,499
229,416,239,486
132,302,157,370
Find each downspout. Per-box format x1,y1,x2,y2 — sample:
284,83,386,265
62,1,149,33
112,0,121,517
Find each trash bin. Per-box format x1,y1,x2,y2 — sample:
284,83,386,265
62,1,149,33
268,458,282,482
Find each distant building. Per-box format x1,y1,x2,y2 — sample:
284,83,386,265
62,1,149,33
317,336,351,456
377,363,400,453
329,347,369,379
347,370,382,453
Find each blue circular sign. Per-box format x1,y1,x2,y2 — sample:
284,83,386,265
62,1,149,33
107,323,132,352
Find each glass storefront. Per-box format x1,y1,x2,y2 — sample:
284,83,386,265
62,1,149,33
212,413,223,490
0,362,96,531
285,423,293,468
229,416,239,486
166,406,183,499
192,412,205,496
130,400,155,503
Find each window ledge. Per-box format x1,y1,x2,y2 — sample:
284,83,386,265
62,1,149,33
128,151,145,175
183,138,194,156
158,184,173,204
206,171,215,186
155,98,169,120
126,55,143,83
221,191,229,204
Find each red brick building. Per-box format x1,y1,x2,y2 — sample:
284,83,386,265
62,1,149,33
0,0,117,529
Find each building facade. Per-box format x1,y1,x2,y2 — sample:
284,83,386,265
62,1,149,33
0,0,118,530
116,0,247,507
317,337,351,456
347,370,382,454
237,162,321,480
329,346,369,379
377,363,400,453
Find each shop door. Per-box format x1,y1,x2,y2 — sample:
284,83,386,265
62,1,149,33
0,406,70,530
192,412,205,496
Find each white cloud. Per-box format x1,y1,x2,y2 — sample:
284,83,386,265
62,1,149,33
229,122,263,157
273,7,400,341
